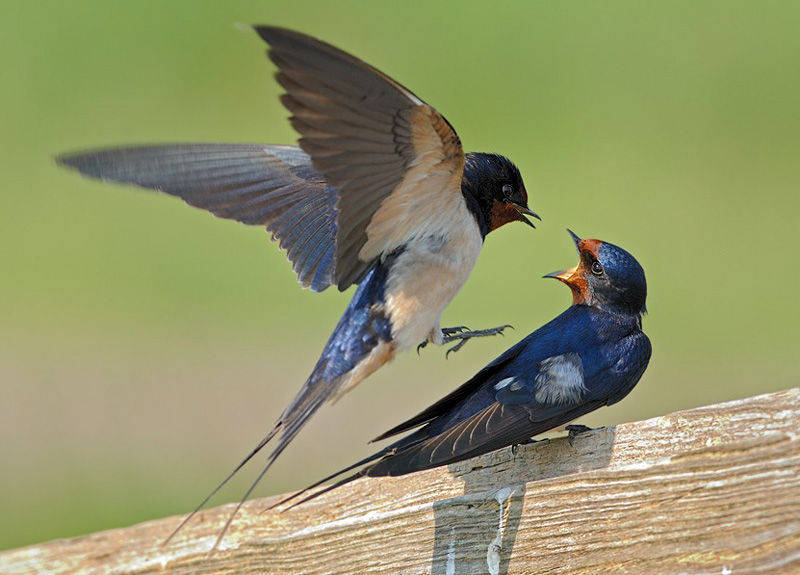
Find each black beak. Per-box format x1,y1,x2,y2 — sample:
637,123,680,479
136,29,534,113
512,204,541,229
567,228,582,250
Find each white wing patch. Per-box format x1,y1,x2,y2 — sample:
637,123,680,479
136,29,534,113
494,377,516,391
534,353,586,405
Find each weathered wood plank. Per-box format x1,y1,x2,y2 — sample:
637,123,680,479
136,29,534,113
3,388,800,575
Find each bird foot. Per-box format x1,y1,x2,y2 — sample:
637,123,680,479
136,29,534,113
565,424,594,446
511,437,542,455
419,326,471,353
441,324,513,358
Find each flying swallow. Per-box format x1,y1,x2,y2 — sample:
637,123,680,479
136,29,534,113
275,231,651,511
56,26,539,547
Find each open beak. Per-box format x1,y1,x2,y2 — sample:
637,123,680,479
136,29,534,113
567,228,582,251
543,230,582,284
512,203,541,229
543,266,578,284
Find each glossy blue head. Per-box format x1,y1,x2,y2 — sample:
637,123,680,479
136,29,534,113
545,230,647,315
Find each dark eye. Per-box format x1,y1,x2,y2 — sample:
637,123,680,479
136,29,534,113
502,184,514,198
591,260,604,275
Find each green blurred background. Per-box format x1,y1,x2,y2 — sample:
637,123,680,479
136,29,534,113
2,0,799,552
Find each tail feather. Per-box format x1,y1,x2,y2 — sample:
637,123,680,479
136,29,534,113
210,446,284,552
162,424,281,546
269,447,391,510
166,259,396,550
168,377,336,551
165,361,371,550
282,469,369,511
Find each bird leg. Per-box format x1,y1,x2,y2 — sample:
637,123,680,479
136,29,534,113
441,324,513,358
565,424,594,446
416,326,469,354
417,325,512,356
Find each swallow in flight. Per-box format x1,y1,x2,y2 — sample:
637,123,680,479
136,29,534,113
56,26,539,547
276,231,651,511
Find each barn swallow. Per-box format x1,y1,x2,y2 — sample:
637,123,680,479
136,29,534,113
56,26,539,547
274,231,651,512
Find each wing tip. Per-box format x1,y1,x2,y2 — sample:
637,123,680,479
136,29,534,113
253,25,302,46
55,150,105,179
252,24,271,43
54,151,80,170
369,429,395,444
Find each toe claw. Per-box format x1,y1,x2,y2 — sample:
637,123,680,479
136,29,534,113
441,325,470,337
511,437,539,455
565,424,593,446
445,339,467,358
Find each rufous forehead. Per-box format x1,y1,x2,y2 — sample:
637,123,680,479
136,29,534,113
579,238,603,256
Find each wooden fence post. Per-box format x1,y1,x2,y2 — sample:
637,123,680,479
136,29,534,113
3,388,800,574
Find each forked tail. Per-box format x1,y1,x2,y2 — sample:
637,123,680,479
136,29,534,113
164,261,396,551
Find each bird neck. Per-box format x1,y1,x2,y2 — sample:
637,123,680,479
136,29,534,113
459,183,491,238
580,302,644,330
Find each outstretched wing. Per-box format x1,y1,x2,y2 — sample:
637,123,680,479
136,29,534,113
57,144,338,292
256,26,466,289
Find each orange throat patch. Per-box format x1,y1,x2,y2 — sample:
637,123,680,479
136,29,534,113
489,202,522,231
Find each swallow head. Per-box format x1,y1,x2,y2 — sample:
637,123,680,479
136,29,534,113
545,230,647,315
462,153,540,236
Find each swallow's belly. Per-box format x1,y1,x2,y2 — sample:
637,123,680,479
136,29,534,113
383,220,483,351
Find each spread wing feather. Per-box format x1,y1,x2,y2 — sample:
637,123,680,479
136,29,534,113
256,26,466,289
61,28,468,292
57,144,337,292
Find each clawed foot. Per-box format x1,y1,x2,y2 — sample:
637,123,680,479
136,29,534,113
442,324,513,358
418,326,471,354
511,437,541,455
565,424,594,446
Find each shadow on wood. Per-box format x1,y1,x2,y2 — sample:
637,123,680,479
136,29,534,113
430,429,617,574
2,388,799,574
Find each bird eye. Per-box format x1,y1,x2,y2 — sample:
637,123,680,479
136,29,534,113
591,260,604,275
502,184,513,198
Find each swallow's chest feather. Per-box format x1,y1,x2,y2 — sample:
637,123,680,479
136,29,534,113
382,203,483,351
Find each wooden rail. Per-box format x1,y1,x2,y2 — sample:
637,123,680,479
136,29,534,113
3,388,800,574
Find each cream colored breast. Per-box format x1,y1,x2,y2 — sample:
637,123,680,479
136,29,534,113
383,202,483,351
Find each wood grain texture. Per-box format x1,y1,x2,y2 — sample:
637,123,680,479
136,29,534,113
4,388,800,575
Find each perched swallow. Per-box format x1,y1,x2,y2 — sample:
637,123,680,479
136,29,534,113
276,231,651,510
56,26,539,546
